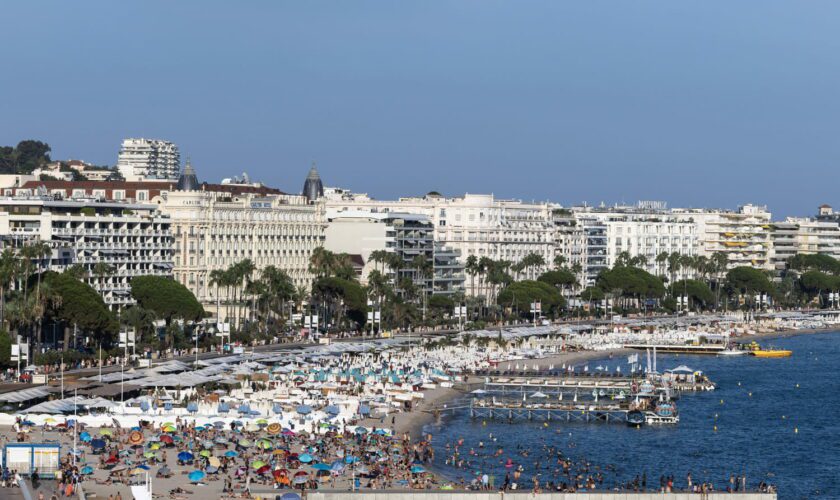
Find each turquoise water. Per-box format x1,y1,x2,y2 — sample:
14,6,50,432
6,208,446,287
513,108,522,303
426,331,840,499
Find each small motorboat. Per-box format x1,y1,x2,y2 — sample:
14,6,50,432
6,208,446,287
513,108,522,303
751,349,792,358
626,410,645,427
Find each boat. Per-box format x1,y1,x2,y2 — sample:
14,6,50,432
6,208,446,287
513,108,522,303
626,410,645,426
741,341,792,358
751,349,792,358
717,349,747,356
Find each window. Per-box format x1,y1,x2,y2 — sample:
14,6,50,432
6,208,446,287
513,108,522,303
136,190,148,201
113,190,125,200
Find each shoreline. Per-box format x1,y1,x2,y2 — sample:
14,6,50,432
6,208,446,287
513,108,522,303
403,325,840,485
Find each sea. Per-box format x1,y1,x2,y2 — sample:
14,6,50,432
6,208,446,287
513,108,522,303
425,331,840,499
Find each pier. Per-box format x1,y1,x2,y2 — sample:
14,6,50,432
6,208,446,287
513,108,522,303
459,398,679,425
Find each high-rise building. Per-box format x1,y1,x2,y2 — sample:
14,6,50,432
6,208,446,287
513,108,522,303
117,138,181,181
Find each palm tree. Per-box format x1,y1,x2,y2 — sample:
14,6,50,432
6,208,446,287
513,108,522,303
667,252,682,286
0,249,17,328
465,255,479,298
655,252,669,279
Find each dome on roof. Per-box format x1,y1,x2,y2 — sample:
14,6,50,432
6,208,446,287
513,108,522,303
177,160,200,191
302,162,324,202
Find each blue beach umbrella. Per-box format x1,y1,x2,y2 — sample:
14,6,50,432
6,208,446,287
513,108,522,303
224,451,239,458
90,439,106,450
188,470,206,483
280,493,301,500
311,463,331,471
79,432,92,442
296,405,312,415
80,466,94,475
178,451,194,462
298,453,313,463
410,465,426,474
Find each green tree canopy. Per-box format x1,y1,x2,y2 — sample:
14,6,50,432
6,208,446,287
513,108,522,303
497,280,565,314
788,254,840,275
670,279,715,309
726,266,774,296
596,266,665,299
538,269,577,288
579,286,605,302
130,275,204,323
44,271,117,341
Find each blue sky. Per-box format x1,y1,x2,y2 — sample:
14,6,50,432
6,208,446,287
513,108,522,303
2,1,839,216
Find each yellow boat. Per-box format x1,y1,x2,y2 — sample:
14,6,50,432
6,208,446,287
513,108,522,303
751,350,792,358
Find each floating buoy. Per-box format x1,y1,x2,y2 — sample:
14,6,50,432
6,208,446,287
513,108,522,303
713,425,718,432
737,382,741,386
782,415,786,420
543,422,548,427
748,392,752,397
714,413,718,419
795,427,799,434
720,399,724,404
482,421,486,426
796,384,800,388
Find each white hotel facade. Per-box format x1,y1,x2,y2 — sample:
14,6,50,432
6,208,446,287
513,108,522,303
325,191,556,287
156,188,325,318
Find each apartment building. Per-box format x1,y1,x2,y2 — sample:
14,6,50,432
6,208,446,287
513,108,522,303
674,204,774,270
117,138,181,181
0,197,173,310
770,216,840,271
325,191,555,292
324,211,464,295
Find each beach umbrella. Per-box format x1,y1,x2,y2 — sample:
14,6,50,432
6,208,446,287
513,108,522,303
130,467,147,476
149,443,161,451
201,440,214,449
79,432,92,442
99,428,113,436
128,431,144,446
157,465,171,477
298,454,313,463
224,451,239,458
256,438,272,450
281,429,295,436
279,493,301,500
162,425,176,433
257,464,271,475
208,457,221,468
214,437,228,444
251,460,266,470
296,405,312,415
160,435,174,445
266,423,281,435
143,451,157,459
205,466,219,474
188,470,206,483
256,418,268,427
410,465,426,474
199,450,211,458
238,439,252,448
344,456,358,464
311,463,331,471
354,427,368,434
90,439,106,450
178,451,194,462
212,421,225,429
245,422,260,432
80,466,94,475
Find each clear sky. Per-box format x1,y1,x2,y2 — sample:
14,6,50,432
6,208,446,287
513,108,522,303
2,1,839,217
